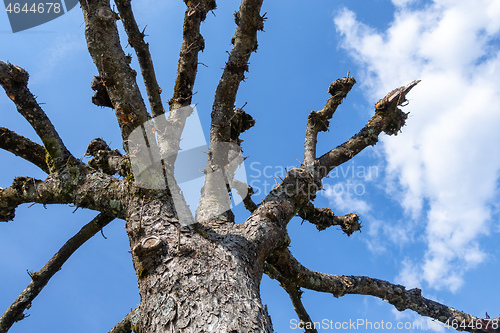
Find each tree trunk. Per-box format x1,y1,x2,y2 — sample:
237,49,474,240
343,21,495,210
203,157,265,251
124,197,274,332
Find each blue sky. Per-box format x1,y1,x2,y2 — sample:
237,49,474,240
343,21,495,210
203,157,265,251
1,0,500,332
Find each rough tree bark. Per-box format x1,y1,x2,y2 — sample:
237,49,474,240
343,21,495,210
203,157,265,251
0,1,497,333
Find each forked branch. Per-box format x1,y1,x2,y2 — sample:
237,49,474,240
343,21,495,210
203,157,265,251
0,213,115,332
304,76,356,166
317,80,420,178
264,262,318,333
267,248,498,333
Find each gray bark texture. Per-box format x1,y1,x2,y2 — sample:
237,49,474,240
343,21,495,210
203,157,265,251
0,1,497,333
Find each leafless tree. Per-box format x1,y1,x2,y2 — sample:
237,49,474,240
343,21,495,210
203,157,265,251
0,1,497,332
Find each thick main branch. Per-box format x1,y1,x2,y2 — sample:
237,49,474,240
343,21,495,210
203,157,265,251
80,0,150,150
0,168,127,222
210,0,264,143
170,0,216,111
197,0,264,225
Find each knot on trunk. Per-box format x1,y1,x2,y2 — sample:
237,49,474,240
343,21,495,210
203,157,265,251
86,138,130,176
91,76,113,108
133,235,162,256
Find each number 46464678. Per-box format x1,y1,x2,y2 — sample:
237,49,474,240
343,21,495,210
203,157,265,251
5,2,61,14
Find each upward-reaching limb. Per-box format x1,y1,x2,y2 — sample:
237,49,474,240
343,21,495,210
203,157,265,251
80,0,150,151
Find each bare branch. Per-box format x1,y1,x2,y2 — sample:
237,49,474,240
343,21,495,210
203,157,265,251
210,0,264,143
80,0,150,151
267,247,497,333
0,127,49,173
152,0,217,184
264,262,318,333
0,176,69,222
197,0,264,225
0,213,115,332
0,62,72,171
298,202,360,236
304,76,356,166
317,80,420,178
0,169,128,222
169,0,216,111
115,0,164,117
108,308,139,333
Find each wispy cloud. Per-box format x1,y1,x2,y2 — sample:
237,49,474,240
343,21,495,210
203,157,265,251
30,31,85,86
333,0,500,292
324,180,372,216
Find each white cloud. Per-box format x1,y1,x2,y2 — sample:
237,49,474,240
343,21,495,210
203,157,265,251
324,181,371,216
334,0,500,291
